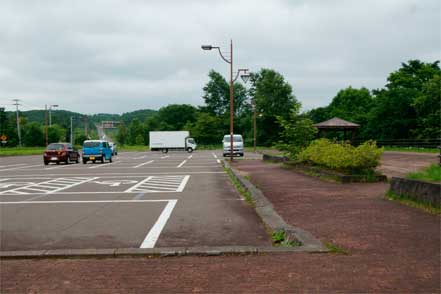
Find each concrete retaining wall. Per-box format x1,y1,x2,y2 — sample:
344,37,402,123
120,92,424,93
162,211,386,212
390,177,440,207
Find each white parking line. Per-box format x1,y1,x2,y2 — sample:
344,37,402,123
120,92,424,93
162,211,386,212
0,179,8,182
140,199,177,248
217,159,221,164
212,153,218,159
124,175,190,193
88,163,111,169
0,164,41,172
176,175,190,192
45,164,77,170
0,164,26,168
0,177,99,195
188,154,193,159
133,160,154,168
160,155,169,159
0,199,174,204
177,159,187,168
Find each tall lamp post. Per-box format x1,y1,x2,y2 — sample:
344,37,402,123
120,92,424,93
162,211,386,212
201,40,250,161
49,104,58,127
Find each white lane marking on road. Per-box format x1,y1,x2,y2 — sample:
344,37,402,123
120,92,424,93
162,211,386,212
88,163,111,169
212,153,218,159
124,175,190,193
1,171,225,179
133,160,154,168
176,175,190,192
177,159,187,168
160,155,169,159
0,177,99,195
217,159,221,164
0,199,174,204
0,179,9,182
124,176,153,193
140,199,177,248
0,164,26,168
188,154,193,159
0,164,41,172
45,164,77,170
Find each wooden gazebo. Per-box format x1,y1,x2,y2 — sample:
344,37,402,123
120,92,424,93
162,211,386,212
313,117,360,143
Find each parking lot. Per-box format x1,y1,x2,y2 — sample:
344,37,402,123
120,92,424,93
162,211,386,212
0,151,270,251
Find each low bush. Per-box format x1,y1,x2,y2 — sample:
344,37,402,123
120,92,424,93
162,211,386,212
297,139,383,174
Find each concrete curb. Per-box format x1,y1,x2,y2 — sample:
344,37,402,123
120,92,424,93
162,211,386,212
0,245,328,259
223,161,327,253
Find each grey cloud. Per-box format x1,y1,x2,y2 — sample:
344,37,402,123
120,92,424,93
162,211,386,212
0,0,439,113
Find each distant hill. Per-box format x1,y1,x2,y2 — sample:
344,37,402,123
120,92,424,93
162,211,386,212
5,108,157,127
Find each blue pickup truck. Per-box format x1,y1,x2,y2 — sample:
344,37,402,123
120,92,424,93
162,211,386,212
82,140,113,164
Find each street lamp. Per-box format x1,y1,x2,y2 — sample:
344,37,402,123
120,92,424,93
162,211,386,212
49,104,58,127
201,40,249,161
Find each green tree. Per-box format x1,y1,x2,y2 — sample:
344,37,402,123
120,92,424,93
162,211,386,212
22,122,45,146
412,74,441,138
116,121,127,145
366,60,440,140
156,104,197,130
249,68,300,145
135,134,145,145
127,118,144,145
276,105,317,156
184,112,225,145
202,70,249,116
48,124,66,143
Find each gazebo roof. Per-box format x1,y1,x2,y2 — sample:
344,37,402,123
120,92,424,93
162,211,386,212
313,117,360,129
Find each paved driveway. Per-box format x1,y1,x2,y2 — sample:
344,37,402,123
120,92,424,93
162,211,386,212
0,151,270,251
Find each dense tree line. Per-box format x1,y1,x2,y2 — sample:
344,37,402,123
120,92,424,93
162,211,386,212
1,59,438,148
308,60,440,141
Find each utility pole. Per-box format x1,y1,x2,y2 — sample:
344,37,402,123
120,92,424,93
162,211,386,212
70,116,73,145
229,39,234,161
45,104,48,146
12,99,21,146
84,116,88,138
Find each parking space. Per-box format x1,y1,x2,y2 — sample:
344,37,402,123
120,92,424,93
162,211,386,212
0,151,270,251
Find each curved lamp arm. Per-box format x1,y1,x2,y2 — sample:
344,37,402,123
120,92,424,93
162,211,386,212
233,69,250,82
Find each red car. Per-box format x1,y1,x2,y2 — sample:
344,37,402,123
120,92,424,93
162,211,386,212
43,143,80,165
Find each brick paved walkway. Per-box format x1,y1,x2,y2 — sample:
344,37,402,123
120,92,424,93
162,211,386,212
1,159,439,293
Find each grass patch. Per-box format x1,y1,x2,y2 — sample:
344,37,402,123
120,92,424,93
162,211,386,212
272,230,302,247
385,191,440,215
325,242,350,255
383,146,439,153
407,164,441,182
0,147,46,156
224,168,254,206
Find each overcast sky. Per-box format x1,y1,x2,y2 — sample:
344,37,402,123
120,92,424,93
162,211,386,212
0,0,440,114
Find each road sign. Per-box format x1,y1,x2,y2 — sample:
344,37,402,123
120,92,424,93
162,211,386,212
0,134,7,141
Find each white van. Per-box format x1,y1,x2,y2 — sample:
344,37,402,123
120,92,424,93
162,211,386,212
223,134,244,157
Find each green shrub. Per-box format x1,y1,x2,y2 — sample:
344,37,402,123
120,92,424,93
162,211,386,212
297,139,383,173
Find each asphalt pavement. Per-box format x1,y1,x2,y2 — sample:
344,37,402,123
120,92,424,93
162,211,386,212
0,151,270,251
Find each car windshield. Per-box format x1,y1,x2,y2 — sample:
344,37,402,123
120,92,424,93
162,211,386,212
83,142,101,148
47,143,65,151
223,136,243,142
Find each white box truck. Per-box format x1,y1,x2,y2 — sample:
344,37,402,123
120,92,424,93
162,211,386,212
149,131,197,153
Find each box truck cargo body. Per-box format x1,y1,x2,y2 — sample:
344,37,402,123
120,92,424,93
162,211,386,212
149,131,197,153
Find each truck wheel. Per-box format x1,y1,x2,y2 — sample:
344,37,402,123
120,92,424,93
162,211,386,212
162,149,168,153
109,156,112,163
187,147,193,153
101,156,105,163
83,158,87,164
